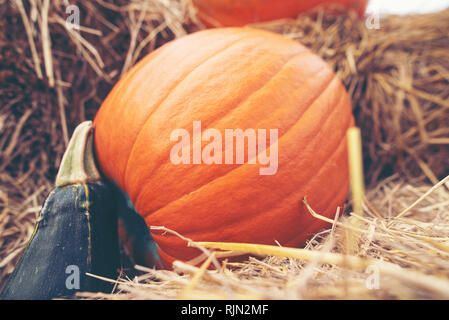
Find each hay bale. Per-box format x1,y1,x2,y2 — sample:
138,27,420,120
0,0,200,290
76,175,449,300
0,0,448,299
255,8,449,186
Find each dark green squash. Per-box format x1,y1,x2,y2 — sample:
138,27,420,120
0,121,120,300
117,196,163,270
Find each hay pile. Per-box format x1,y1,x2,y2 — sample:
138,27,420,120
0,0,200,289
0,0,448,299
78,175,449,300
254,8,449,186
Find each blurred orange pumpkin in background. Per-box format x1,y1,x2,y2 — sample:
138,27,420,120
193,0,368,27
94,27,354,268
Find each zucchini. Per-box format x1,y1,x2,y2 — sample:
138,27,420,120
117,195,163,270
1,121,120,300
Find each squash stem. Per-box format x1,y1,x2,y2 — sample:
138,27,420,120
55,121,101,187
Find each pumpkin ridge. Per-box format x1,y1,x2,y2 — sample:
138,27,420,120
94,30,255,187
183,50,313,153
243,68,336,165
142,76,344,225
193,0,368,27
132,50,314,210
93,28,355,268
122,33,268,194
190,51,319,135
149,94,349,238
150,134,349,262
135,71,336,216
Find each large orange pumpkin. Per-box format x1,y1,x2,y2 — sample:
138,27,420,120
94,28,354,268
193,0,368,27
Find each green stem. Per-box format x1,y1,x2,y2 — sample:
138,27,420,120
55,121,101,187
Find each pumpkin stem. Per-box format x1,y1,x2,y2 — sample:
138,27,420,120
55,121,101,187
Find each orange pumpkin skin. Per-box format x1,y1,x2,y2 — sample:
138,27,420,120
193,0,368,27
94,28,354,268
